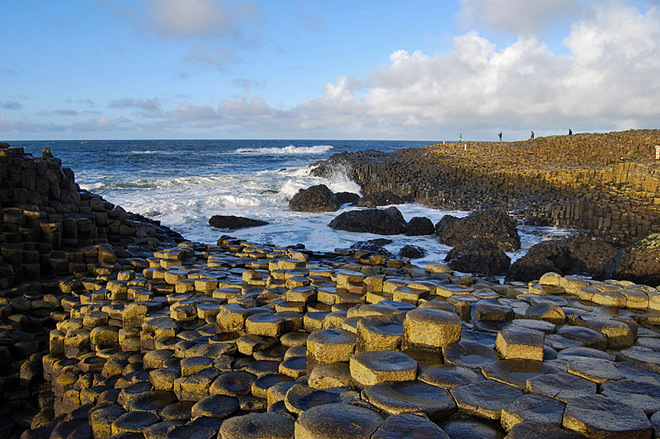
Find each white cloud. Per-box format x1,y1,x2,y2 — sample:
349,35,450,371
459,0,581,35
144,0,256,39
6,1,660,140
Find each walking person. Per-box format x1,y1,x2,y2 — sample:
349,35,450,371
530,131,535,140
498,131,503,141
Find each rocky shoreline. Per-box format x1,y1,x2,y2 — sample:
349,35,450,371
0,141,659,438
312,129,660,246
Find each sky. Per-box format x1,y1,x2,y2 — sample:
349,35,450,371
1,0,659,141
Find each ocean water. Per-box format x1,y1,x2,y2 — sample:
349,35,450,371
13,139,570,266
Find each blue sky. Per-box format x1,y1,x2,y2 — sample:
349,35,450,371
1,0,658,140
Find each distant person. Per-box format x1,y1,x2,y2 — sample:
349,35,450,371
498,131,503,141
459,133,462,142
530,131,535,140
568,129,573,135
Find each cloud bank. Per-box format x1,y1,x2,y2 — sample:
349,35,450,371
2,1,658,140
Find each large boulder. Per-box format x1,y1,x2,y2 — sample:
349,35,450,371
599,233,660,286
436,208,520,252
335,192,361,206
405,217,435,236
399,244,426,259
506,234,617,282
328,207,407,235
209,215,269,230
445,240,511,276
358,190,404,208
289,184,340,212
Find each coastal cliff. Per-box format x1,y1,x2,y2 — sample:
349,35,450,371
313,129,660,245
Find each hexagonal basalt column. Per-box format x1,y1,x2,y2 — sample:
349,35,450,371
350,350,418,387
402,308,461,350
306,328,356,375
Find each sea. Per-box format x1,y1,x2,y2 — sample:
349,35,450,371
12,139,571,267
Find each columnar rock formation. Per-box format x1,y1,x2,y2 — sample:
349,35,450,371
312,130,660,245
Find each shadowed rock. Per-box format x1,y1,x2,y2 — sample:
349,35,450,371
289,184,340,212
436,208,520,252
209,215,269,230
329,207,407,235
358,190,404,207
445,240,511,276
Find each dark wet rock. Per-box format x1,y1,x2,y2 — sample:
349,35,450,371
506,423,583,439
363,380,457,421
405,217,435,236
562,394,652,437
445,240,511,276
443,341,497,369
481,359,562,389
372,413,450,439
450,379,523,420
599,232,660,285
439,418,505,439
600,380,660,415
500,394,566,433
219,412,295,439
358,190,404,207
335,192,361,206
294,403,384,439
289,184,340,212
329,207,407,235
436,208,520,252
507,235,617,282
209,215,269,230
350,241,394,257
525,372,597,403
398,244,425,259
418,364,484,389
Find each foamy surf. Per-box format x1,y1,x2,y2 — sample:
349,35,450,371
235,145,333,155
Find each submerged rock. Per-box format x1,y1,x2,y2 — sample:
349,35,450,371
209,215,269,230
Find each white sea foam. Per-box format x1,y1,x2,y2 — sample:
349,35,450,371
235,145,333,155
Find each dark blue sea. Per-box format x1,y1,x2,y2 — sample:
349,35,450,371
12,139,568,264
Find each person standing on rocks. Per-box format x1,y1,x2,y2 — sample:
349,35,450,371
459,133,462,142
568,129,573,135
499,131,503,141
530,131,535,140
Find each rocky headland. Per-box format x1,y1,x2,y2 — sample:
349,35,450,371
0,138,659,438
312,129,660,245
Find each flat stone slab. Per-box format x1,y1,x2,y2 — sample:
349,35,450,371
295,403,384,439
284,383,342,415
566,358,626,384
525,372,597,403
190,394,239,419
363,380,457,422
438,418,505,439
500,393,566,432
218,412,295,439
505,422,583,439
450,380,523,420
600,380,660,415
562,395,652,437
481,359,562,389
418,364,484,389
372,413,450,439
350,350,418,386
443,341,497,368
